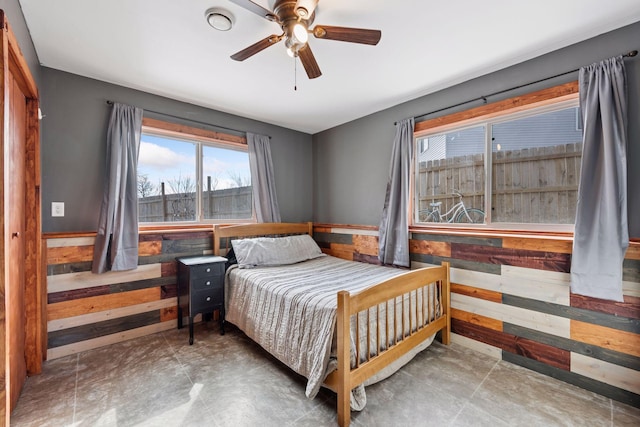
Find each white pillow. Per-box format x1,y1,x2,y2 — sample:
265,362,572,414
231,234,325,268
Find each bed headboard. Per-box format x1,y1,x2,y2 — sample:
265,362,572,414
213,222,313,256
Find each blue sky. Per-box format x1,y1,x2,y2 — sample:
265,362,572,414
138,133,251,195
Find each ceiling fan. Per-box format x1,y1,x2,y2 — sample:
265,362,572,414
229,0,382,79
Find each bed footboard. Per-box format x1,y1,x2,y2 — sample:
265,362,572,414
327,262,450,427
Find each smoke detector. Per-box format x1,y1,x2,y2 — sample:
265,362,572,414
205,8,234,31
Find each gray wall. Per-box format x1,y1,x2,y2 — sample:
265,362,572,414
0,0,40,87
313,21,640,238
40,68,313,232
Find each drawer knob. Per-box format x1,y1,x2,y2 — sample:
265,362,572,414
206,281,211,286
206,296,211,302
206,268,211,273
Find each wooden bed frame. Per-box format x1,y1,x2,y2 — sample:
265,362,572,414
213,222,450,427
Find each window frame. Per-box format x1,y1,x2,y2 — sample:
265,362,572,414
139,117,255,227
412,81,580,232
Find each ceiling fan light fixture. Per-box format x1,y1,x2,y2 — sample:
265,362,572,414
205,8,234,31
294,0,319,18
292,22,309,44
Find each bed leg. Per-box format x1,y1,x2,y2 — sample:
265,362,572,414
337,290,351,427
441,261,451,345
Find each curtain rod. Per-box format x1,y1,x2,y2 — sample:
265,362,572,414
105,100,271,139
396,49,638,125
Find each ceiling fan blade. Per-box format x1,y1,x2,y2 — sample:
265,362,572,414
231,35,283,61
298,44,322,79
312,25,381,45
228,0,277,21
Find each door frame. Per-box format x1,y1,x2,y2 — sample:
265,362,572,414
0,9,42,424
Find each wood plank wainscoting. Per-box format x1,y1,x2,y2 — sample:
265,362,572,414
312,223,640,408
43,224,639,408
43,228,214,360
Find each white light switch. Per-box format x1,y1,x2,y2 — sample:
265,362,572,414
52,202,64,217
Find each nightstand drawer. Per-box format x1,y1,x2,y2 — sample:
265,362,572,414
190,262,224,279
192,275,223,291
191,288,223,313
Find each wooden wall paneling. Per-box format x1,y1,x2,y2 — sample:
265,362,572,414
46,236,95,248
313,231,353,246
40,239,47,361
623,259,640,283
513,336,570,370
450,307,503,331
47,285,110,304
452,293,571,338
409,239,451,257
47,262,93,276
352,234,378,256
47,288,161,321
48,311,161,348
411,252,503,274
47,263,161,293
571,320,640,358
452,319,518,352
502,237,572,253
160,306,178,322
450,243,571,272
411,232,502,247
570,293,640,319
47,321,176,360
451,333,502,358
352,253,381,265
47,298,177,332
623,280,640,298
571,353,640,395
451,283,502,303
450,267,502,290
138,240,162,256
500,265,570,305
108,276,175,294
46,245,94,264
625,243,640,260
505,322,640,371
161,261,177,277
322,243,355,261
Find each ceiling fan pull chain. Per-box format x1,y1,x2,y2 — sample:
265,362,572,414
294,56,298,91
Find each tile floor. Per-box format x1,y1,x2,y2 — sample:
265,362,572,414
10,322,640,426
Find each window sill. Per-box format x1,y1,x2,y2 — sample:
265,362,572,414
409,224,574,241
139,221,256,234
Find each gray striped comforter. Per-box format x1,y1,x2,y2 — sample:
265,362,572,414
224,255,407,401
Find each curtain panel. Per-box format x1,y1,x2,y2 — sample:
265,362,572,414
570,56,628,301
378,117,415,267
247,132,281,223
92,103,143,274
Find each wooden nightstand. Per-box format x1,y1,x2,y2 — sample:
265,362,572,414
176,255,227,345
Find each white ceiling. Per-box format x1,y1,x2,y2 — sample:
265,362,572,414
19,0,640,134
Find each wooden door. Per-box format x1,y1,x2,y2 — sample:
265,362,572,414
6,70,27,412
0,10,42,425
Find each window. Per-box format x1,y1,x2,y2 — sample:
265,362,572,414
414,82,581,230
137,119,253,223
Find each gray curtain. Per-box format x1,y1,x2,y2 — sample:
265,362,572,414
247,132,281,222
378,118,415,267
571,56,628,301
92,103,143,274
